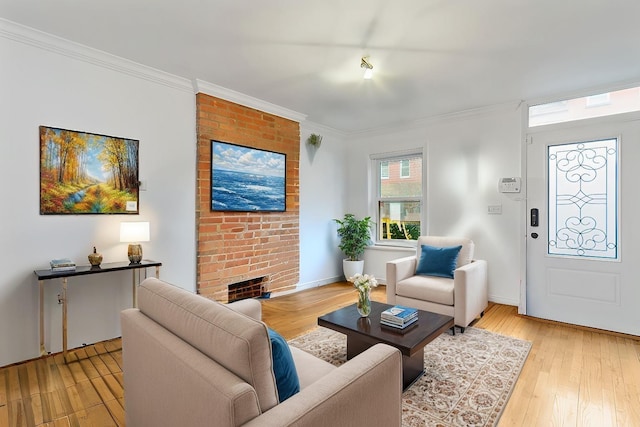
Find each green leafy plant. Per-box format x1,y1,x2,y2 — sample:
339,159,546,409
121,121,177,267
306,133,323,148
334,214,375,261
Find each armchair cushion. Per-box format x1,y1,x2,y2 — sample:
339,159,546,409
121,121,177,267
415,244,462,278
267,328,300,402
396,275,454,306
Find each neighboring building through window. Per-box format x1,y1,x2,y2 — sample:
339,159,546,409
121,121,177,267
529,86,640,127
372,151,422,242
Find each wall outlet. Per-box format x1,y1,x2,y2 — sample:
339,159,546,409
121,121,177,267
488,205,502,214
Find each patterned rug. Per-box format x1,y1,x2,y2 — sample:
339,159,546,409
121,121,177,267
288,326,531,427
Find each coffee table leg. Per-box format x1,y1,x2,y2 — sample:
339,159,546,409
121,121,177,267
346,335,372,359
402,348,425,390
347,334,425,391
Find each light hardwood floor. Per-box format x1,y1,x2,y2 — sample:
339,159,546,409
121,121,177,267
1,282,638,426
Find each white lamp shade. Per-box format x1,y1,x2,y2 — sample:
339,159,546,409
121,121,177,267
120,222,150,243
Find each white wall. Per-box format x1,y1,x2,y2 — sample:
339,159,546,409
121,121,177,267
346,106,524,306
0,22,197,366
297,123,347,291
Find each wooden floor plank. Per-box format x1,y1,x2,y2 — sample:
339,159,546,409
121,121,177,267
1,281,639,427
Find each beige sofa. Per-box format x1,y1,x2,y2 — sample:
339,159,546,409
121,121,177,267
121,278,402,427
386,236,488,333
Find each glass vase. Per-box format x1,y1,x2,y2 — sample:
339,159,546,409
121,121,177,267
356,289,371,317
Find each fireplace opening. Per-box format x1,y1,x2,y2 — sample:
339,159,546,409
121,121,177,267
227,276,269,302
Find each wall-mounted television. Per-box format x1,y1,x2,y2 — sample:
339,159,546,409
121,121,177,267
211,140,286,212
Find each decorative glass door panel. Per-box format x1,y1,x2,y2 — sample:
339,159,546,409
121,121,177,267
526,117,640,336
547,138,618,259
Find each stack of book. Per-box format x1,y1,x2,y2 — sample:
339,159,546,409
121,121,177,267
50,258,76,272
380,305,418,329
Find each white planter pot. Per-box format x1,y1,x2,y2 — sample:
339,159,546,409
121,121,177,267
342,259,364,280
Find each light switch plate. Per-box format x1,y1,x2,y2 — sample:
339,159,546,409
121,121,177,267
488,205,502,214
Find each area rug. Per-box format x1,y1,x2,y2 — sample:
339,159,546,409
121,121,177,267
288,326,531,427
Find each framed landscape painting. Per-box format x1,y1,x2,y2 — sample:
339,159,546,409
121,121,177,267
39,126,140,214
211,140,286,212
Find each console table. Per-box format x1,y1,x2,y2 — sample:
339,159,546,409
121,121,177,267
34,260,161,359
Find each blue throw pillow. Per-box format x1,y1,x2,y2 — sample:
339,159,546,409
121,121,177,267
268,328,300,402
415,244,463,279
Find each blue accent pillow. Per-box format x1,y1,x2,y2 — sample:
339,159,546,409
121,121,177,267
268,328,300,402
416,244,463,279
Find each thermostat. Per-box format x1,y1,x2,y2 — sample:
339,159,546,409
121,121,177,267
499,177,521,193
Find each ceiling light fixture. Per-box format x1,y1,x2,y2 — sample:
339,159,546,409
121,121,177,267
361,57,373,79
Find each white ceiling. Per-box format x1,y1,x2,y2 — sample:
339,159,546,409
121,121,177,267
2,0,640,133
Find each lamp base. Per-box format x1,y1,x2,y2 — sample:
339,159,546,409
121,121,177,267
128,243,143,264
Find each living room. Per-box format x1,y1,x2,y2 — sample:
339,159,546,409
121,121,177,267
1,2,640,425
0,15,526,369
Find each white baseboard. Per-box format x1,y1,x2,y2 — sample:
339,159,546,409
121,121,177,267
489,294,518,306
269,276,344,298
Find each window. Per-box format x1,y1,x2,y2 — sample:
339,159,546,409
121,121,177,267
372,151,423,242
400,159,410,178
586,93,611,108
548,138,618,259
529,86,640,127
381,161,389,179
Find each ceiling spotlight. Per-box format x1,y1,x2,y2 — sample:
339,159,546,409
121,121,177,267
361,57,373,79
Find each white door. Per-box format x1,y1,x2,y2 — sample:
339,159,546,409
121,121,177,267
526,117,640,335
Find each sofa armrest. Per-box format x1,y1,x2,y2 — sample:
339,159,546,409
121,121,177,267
227,298,263,321
453,259,488,328
386,255,417,304
242,344,403,427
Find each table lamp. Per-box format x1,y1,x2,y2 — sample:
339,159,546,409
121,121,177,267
120,221,150,264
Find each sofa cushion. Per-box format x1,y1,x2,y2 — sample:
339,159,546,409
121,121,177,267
416,244,462,278
416,236,475,267
289,346,337,389
268,328,300,402
396,275,454,306
137,278,279,412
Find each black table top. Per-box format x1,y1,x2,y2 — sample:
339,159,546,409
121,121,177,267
318,300,454,356
34,259,162,280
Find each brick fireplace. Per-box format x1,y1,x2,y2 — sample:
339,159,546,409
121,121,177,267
195,93,300,301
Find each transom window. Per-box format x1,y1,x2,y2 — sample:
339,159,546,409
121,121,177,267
529,86,640,127
372,151,422,242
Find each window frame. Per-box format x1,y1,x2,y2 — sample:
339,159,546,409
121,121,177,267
370,149,424,246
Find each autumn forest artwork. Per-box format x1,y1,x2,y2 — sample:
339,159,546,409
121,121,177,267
40,126,139,214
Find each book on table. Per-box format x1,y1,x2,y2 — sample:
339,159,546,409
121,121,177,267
380,316,418,329
50,258,76,271
381,305,418,325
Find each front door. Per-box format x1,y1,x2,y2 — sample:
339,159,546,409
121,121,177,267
526,117,640,335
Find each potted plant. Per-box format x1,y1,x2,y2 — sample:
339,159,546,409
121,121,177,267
334,213,375,279
306,133,323,148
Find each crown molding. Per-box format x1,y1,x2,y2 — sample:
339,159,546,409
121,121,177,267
0,18,193,93
300,120,346,139
193,79,307,124
349,100,523,139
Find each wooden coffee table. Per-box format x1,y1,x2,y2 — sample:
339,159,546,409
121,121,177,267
318,301,454,390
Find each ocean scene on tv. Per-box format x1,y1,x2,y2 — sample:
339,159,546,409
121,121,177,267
211,141,286,211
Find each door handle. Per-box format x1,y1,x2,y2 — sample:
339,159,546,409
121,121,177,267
530,208,539,227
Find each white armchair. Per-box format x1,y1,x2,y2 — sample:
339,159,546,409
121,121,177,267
386,236,488,333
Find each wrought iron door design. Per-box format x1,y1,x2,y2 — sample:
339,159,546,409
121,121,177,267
547,138,618,259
